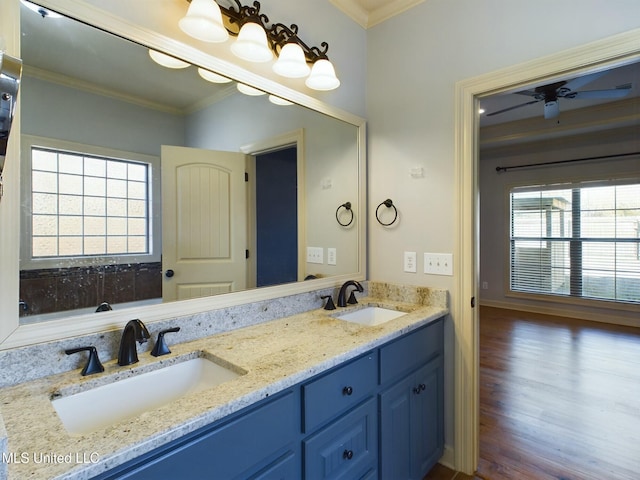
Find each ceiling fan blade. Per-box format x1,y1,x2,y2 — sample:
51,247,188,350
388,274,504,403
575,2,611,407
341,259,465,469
568,86,632,100
562,70,607,92
514,89,540,97
485,99,541,117
544,101,559,119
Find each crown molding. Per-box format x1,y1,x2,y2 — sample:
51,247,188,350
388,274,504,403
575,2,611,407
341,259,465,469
329,0,425,29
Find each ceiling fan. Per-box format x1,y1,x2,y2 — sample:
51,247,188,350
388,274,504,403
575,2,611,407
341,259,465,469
486,71,633,120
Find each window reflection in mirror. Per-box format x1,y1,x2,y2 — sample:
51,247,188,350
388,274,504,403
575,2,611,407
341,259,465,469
18,2,361,323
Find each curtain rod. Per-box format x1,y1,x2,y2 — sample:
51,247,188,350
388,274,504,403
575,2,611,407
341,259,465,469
496,151,640,173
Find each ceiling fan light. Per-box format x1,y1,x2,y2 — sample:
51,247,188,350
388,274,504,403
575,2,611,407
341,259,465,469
237,83,266,96
148,49,190,69
230,21,273,63
179,0,229,43
305,58,340,91
544,100,559,119
273,43,310,78
197,67,232,83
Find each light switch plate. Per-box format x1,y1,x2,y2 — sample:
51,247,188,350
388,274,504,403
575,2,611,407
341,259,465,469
306,246,323,264
404,251,417,273
424,253,453,276
327,248,337,265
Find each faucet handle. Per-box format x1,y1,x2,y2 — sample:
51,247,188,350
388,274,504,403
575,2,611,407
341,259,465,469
151,327,181,357
321,295,336,310
65,346,105,376
347,290,359,305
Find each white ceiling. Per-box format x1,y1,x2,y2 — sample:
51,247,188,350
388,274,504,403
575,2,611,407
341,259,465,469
329,0,425,28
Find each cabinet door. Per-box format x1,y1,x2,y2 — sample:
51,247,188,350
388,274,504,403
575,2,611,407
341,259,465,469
379,374,414,480
304,398,378,480
411,358,444,479
380,357,444,480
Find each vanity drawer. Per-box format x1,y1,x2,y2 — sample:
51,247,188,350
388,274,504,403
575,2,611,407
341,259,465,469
304,398,377,480
379,317,443,385
303,351,377,433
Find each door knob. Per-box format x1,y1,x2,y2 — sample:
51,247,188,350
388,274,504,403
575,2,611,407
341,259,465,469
165,269,174,278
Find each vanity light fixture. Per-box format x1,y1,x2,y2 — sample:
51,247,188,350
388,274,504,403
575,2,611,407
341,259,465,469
268,95,293,106
148,49,190,69
197,67,232,83
231,17,273,63
237,83,266,96
179,0,229,43
181,0,340,90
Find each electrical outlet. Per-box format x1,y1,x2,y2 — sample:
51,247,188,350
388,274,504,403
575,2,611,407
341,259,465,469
327,248,337,265
424,253,453,276
482,281,489,290
404,251,417,273
306,246,323,264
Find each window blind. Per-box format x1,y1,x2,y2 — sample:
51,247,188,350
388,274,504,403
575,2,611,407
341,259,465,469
510,180,640,304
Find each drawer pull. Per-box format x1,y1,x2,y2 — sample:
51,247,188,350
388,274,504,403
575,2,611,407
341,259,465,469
343,449,354,460
413,383,426,395
342,386,353,396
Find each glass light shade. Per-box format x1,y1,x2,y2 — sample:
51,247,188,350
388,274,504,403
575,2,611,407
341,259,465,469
237,83,266,96
148,49,190,69
197,68,232,83
268,95,293,106
305,58,340,91
230,21,273,63
272,43,310,78
179,0,229,43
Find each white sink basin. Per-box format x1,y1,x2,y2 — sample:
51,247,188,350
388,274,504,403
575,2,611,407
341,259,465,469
335,306,407,326
52,356,244,435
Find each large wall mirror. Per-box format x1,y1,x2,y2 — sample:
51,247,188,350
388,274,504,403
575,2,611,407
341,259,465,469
0,0,365,348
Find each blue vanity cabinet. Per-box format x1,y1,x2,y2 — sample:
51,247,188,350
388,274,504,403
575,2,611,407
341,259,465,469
91,318,444,480
379,319,444,480
301,351,378,479
93,389,300,480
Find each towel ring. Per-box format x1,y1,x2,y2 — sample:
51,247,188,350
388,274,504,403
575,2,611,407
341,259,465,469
376,199,398,226
336,201,354,227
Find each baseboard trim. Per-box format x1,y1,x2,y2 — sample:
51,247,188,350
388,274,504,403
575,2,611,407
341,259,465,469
479,299,639,328
438,444,455,471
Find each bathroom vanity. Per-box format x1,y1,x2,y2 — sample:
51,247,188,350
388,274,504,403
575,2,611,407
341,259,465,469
93,319,443,480
0,284,447,480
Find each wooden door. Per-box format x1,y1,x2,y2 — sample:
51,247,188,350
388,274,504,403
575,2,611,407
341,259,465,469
161,145,246,302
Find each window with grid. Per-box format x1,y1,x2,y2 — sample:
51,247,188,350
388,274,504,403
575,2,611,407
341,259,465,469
30,147,150,258
509,179,640,304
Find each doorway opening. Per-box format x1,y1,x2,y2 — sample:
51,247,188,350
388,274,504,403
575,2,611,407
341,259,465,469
254,146,298,287
454,30,640,475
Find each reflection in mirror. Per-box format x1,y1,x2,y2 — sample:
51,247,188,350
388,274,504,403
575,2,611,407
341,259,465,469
18,2,361,324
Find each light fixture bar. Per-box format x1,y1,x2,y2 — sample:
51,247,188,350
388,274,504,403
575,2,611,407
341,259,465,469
184,0,339,89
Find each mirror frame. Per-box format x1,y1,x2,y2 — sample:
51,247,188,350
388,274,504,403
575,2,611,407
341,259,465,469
0,0,366,349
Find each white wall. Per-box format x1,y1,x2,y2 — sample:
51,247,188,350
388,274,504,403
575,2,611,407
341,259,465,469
366,0,640,464
21,75,185,155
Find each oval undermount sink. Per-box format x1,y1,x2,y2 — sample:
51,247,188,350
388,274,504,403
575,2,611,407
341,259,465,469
52,356,245,435
335,306,407,326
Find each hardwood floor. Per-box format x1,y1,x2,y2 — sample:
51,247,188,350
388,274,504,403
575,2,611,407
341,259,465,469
478,306,640,480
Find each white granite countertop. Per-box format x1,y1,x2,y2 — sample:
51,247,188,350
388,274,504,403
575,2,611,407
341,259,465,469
0,288,447,480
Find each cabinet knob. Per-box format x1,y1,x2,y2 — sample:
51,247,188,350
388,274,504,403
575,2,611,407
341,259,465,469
342,386,353,396
343,449,354,460
413,384,426,395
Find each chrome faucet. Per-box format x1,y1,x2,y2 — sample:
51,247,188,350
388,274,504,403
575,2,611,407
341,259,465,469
118,319,150,366
337,280,364,307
